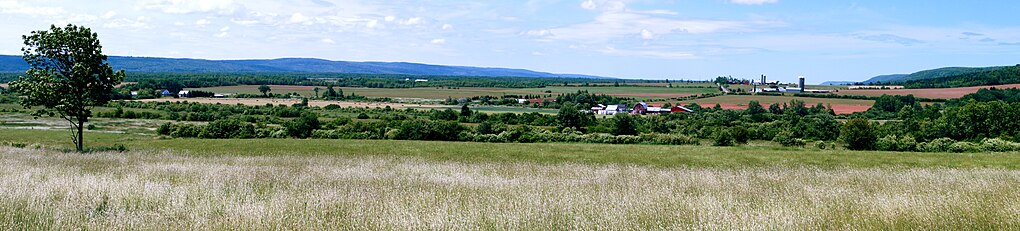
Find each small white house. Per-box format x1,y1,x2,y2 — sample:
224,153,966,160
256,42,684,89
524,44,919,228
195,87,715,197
518,99,529,104
178,90,190,98
414,79,429,82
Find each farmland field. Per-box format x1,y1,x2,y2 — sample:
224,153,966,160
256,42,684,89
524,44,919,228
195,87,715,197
1,129,1019,229
189,84,719,100
837,83,1020,99
673,95,874,114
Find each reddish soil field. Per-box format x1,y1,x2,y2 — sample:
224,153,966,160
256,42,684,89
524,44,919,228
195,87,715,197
838,84,1020,99
609,93,698,98
704,103,870,114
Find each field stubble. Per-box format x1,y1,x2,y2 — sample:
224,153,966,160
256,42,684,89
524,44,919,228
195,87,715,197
1,146,1018,230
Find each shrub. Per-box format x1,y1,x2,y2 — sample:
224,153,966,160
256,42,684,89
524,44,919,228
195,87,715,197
840,118,876,150
713,130,735,146
356,113,370,119
773,131,805,147
875,135,917,152
640,133,699,145
285,112,321,138
730,126,749,144
202,119,256,139
815,141,828,150
917,138,956,152
395,119,465,141
948,141,982,153
979,138,1020,152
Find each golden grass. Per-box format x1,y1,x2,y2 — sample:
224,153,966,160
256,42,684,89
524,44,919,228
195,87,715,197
1,146,1018,229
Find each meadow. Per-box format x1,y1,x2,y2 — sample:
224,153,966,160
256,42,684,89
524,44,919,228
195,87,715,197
1,129,1019,229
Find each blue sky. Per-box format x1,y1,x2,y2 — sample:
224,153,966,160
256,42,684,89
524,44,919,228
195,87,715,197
1,0,1019,83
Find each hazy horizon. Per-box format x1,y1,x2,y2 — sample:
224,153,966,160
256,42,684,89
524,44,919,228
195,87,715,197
2,0,1019,83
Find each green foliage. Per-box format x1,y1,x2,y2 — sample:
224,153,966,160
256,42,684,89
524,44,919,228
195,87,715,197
10,24,125,152
773,131,806,147
713,129,735,146
875,135,917,152
840,118,875,150
610,113,638,136
285,112,321,138
556,103,594,131
202,119,256,139
395,119,465,141
257,84,271,96
903,65,1020,88
730,126,749,144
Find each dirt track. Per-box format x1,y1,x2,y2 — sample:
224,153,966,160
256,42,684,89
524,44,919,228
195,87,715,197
136,98,448,109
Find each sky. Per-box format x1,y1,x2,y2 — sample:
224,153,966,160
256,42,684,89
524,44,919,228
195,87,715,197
1,0,1019,83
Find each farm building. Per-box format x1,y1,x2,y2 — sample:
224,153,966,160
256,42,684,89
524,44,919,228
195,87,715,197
178,90,190,98
158,89,172,97
631,102,693,115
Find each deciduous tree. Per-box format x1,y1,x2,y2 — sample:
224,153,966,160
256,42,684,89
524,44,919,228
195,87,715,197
11,24,124,152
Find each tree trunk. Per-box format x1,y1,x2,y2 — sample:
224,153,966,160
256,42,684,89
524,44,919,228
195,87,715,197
76,120,84,152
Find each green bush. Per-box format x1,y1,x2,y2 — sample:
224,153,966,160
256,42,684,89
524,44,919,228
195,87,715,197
640,133,699,145
730,126,749,144
948,141,982,153
875,135,917,152
840,118,876,150
713,130,735,146
773,131,806,147
395,119,465,141
917,138,956,152
285,112,321,138
979,138,1020,152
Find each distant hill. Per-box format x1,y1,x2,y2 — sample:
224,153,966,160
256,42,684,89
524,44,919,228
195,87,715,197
864,66,1006,84
903,64,1020,88
0,55,611,79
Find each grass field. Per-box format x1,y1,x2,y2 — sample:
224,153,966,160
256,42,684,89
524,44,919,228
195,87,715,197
190,85,720,100
1,129,1019,229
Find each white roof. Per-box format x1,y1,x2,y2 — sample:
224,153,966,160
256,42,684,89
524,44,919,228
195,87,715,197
178,90,190,94
606,105,619,111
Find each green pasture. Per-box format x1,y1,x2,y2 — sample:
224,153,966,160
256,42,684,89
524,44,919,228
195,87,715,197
190,84,720,100
2,129,1018,169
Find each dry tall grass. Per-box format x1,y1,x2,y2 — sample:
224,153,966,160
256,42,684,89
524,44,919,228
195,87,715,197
1,146,1018,230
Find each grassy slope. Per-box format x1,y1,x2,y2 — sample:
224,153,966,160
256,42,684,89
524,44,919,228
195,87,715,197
2,129,1017,169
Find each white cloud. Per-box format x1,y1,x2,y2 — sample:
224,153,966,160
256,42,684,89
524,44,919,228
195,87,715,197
231,19,259,26
430,38,446,44
101,11,117,19
214,31,228,38
195,19,211,26
142,0,237,14
366,19,379,28
580,0,597,10
384,16,395,22
219,26,230,32
0,1,66,16
442,24,453,30
598,46,698,59
401,17,422,25
729,0,779,5
320,38,335,44
289,13,311,24
531,10,777,41
640,29,654,39
104,16,149,29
